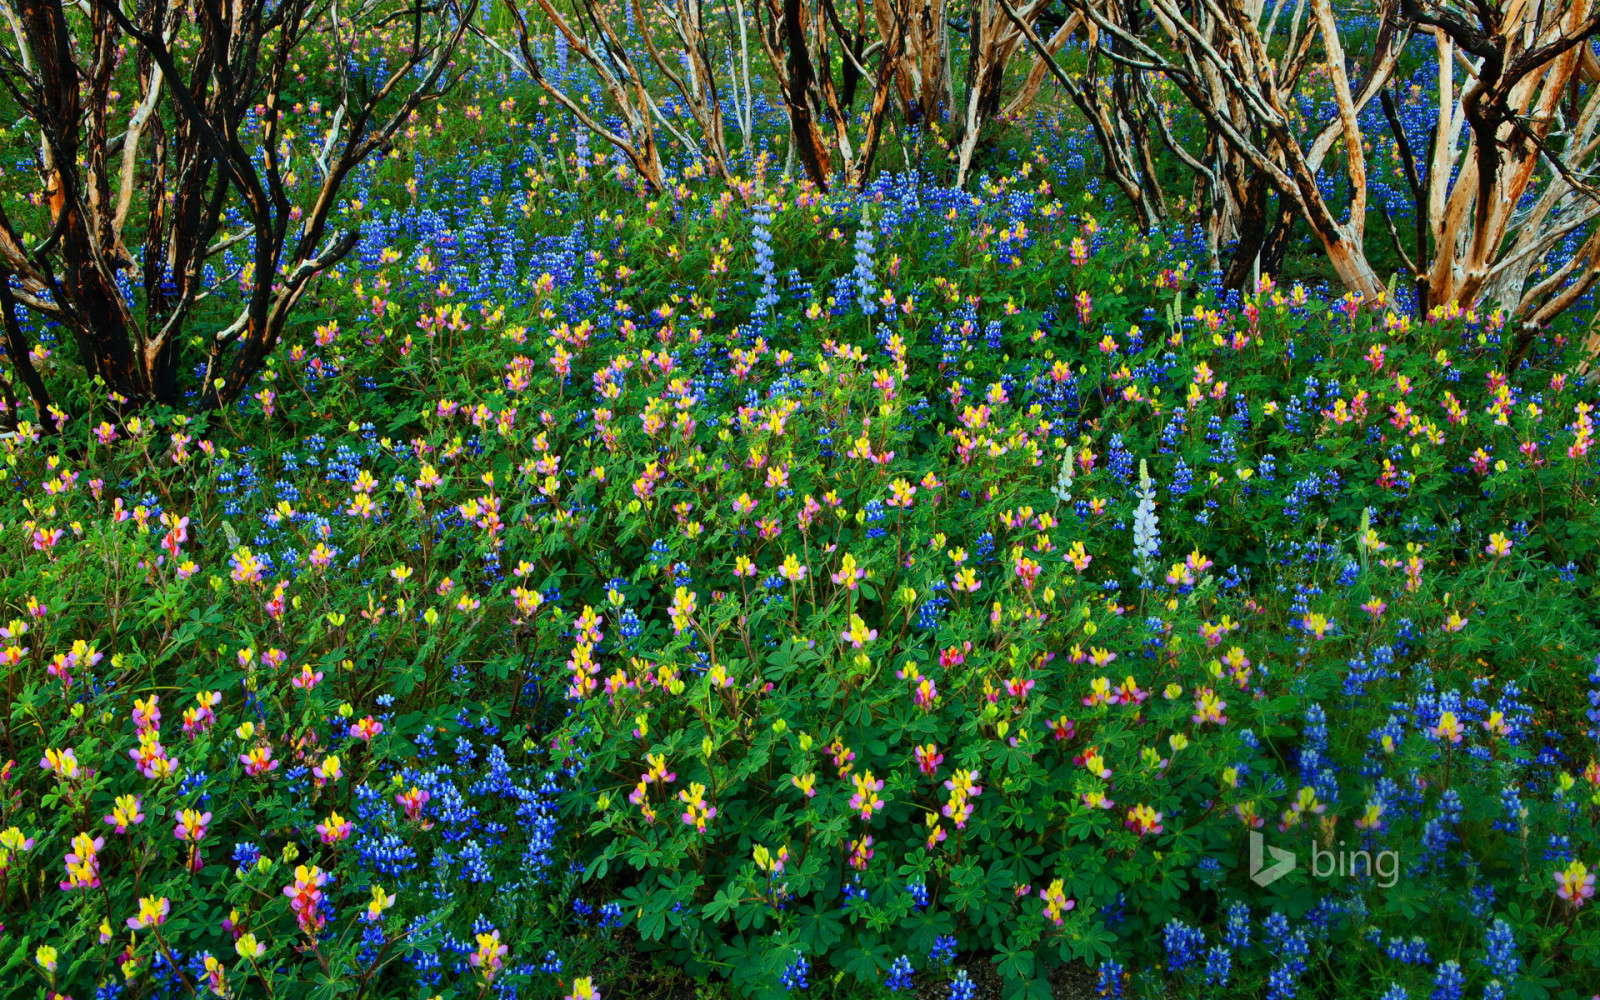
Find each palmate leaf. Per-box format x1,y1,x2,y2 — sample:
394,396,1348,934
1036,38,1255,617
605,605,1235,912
840,940,892,984
766,637,821,681
702,878,741,924
793,901,846,954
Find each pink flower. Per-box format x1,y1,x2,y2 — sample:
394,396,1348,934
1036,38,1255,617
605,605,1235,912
132,695,161,735
181,691,221,738
126,895,171,930
1124,804,1164,837
173,809,211,844
1556,861,1595,909
103,794,145,833
240,746,279,777
938,643,970,669
283,864,330,936
316,812,353,845
349,717,384,742
290,664,324,690
396,787,431,824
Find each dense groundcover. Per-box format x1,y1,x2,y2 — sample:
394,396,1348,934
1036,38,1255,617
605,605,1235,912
3,54,1600,1000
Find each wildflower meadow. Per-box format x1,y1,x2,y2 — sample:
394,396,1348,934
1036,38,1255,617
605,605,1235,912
1,1,1599,999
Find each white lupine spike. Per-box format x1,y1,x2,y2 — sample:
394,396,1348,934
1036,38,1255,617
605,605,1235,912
1051,446,1076,506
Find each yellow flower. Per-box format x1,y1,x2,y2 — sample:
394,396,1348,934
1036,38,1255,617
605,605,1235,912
235,932,266,960
36,945,58,973
366,885,396,921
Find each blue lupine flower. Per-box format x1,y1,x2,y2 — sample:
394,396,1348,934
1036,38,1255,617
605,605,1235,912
780,953,809,991
1203,946,1231,986
885,955,914,991
948,970,975,1000
1430,960,1464,1000
1481,918,1519,983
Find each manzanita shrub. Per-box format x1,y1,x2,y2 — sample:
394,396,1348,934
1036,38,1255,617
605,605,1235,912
2,49,1600,1000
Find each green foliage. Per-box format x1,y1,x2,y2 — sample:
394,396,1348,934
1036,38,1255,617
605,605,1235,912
1,40,1599,1000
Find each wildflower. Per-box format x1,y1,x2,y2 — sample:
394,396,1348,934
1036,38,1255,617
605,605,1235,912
780,952,810,991
677,782,716,832
778,555,808,583
824,737,856,776
315,756,342,784
1063,540,1092,571
885,955,914,991
1302,613,1331,639
181,691,222,737
126,895,171,931
832,553,866,589
131,732,177,781
644,753,676,785
849,771,886,820
240,746,279,777
316,813,352,845
1191,688,1228,726
1082,790,1115,810
1003,677,1035,701
235,933,267,960
753,844,789,875
913,678,939,711
840,614,878,648
1555,860,1594,909
36,945,57,973
40,748,81,780
567,977,601,1000
669,586,698,633
1430,712,1464,744
1132,460,1160,582
173,809,211,844
949,970,975,1000
396,787,431,824
792,773,817,798
1083,677,1112,706
1079,748,1112,779
1109,676,1147,706
847,834,875,870
914,744,944,775
0,826,35,871
204,954,226,995
365,886,396,922
1485,533,1512,558
132,695,161,734
1278,787,1327,831
283,864,330,936
60,832,104,890
1039,879,1075,926
470,929,509,983
1125,805,1164,836
1234,802,1265,828
1354,801,1387,831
